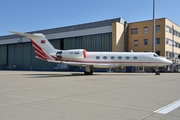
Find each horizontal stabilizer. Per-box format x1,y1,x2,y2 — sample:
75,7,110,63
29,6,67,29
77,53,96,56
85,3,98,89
9,31,41,38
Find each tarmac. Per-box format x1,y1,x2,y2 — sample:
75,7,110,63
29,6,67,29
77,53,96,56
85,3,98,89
0,71,180,120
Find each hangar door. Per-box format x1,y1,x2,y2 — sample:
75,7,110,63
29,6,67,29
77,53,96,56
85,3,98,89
0,45,7,69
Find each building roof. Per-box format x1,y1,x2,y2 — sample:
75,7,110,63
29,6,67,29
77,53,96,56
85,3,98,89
0,17,124,40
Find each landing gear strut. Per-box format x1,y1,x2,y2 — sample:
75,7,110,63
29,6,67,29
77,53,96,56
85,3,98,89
153,66,160,75
84,66,94,75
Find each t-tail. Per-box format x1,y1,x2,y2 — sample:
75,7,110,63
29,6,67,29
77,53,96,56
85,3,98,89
9,31,58,62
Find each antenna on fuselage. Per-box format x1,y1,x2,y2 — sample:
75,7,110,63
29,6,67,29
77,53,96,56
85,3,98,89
130,49,133,52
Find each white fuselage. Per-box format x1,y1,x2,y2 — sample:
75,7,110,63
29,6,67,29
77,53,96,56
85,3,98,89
60,52,172,68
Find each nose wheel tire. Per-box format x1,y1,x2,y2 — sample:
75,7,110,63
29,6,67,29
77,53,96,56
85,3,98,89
155,72,160,75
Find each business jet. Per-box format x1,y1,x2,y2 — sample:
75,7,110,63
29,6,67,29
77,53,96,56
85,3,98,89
10,31,172,75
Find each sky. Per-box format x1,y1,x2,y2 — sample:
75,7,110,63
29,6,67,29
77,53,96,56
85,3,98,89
0,0,180,36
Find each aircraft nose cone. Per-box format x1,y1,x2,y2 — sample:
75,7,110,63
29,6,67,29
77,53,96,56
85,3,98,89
165,59,172,64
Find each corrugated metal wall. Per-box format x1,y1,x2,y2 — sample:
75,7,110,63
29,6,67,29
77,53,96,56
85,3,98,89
64,38,75,50
0,45,7,69
15,44,23,69
7,44,14,69
23,43,31,69
64,33,112,51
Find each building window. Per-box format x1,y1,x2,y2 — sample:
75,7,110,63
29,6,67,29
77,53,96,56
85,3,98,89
103,56,107,60
156,51,160,56
131,28,138,34
144,27,148,33
111,56,114,59
144,39,148,45
156,25,160,32
175,42,178,47
156,38,160,44
118,56,122,60
134,40,138,46
175,53,178,58
166,26,170,32
174,30,177,36
166,25,172,33
166,38,169,44
126,56,130,60
177,32,179,37
133,56,137,60
96,56,100,59
166,51,170,58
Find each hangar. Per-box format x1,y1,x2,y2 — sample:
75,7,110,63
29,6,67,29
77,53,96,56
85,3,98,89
0,18,128,71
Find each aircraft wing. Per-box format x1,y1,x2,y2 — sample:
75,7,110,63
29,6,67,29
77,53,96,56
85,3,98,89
61,61,118,68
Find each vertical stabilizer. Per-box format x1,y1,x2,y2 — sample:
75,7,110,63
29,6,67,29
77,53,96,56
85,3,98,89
9,31,58,61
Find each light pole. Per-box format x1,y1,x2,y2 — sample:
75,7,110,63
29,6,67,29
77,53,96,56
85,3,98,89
172,25,174,62
172,25,174,72
152,0,155,53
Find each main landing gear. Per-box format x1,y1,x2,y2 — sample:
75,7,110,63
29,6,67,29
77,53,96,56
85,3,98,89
153,66,160,75
84,66,94,75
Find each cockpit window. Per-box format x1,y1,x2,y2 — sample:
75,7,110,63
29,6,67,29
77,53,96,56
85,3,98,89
153,54,159,57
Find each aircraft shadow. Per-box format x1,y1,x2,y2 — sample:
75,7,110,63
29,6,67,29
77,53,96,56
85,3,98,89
24,73,99,78
24,72,153,78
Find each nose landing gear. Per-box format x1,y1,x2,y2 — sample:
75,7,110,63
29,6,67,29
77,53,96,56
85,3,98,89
153,66,160,75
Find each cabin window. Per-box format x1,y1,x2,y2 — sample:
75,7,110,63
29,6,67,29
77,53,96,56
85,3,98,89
118,56,122,59
133,56,137,60
96,56,100,59
126,56,130,60
111,56,115,59
103,56,107,60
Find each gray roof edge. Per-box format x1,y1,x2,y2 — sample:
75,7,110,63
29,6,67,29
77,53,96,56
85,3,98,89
0,17,123,40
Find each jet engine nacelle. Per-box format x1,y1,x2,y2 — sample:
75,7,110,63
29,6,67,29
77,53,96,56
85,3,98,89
56,49,87,60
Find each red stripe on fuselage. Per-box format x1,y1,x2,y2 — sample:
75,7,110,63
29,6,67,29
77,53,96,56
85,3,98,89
30,39,53,60
57,60,166,64
30,39,42,50
36,52,47,59
32,45,46,57
36,54,47,60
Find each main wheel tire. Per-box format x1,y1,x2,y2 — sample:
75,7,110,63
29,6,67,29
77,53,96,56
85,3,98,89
84,71,93,75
